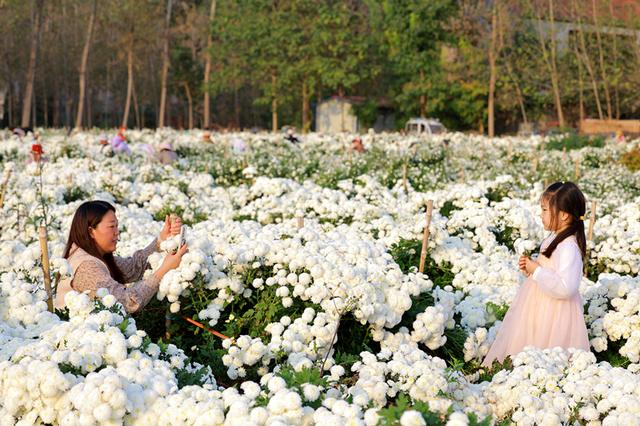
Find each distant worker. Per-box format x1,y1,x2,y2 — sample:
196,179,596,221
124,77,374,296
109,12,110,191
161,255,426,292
284,128,300,144
615,130,626,144
158,141,178,165
109,127,132,156
352,137,365,153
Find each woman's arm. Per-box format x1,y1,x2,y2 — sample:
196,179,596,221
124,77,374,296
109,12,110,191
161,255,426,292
532,241,583,299
72,259,162,313
114,238,159,282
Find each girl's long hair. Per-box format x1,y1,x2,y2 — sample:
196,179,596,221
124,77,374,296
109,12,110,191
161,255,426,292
63,200,125,283
541,182,587,259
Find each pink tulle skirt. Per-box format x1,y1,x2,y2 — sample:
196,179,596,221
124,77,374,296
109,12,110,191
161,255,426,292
482,267,590,367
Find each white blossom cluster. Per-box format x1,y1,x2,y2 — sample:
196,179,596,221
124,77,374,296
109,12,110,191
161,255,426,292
1,129,639,424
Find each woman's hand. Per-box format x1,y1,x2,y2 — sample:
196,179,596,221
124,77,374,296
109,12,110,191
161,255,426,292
157,243,188,276
519,255,540,277
159,214,183,242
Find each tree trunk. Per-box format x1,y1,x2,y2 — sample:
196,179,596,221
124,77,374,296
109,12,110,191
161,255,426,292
271,72,278,132
21,0,44,128
32,89,37,128
43,82,48,127
573,0,603,120
158,0,173,128
301,79,310,133
545,0,565,127
234,85,240,129
506,63,527,124
592,0,612,120
8,85,13,126
182,81,193,129
419,70,426,118
86,85,92,128
75,0,96,129
203,0,217,129
487,0,499,137
571,36,585,122
609,0,620,119
132,78,141,129
122,41,134,128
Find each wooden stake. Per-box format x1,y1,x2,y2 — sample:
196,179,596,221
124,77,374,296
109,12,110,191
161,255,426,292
543,178,549,188
532,156,538,173
402,162,408,194
574,157,581,180
540,141,545,152
587,201,597,242
38,225,54,312
585,201,597,277
507,140,513,158
419,200,434,273
562,147,567,162
297,216,304,229
458,167,465,183
0,170,11,208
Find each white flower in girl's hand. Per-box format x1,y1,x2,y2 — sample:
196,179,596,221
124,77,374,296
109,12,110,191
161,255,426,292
160,234,181,254
514,238,536,256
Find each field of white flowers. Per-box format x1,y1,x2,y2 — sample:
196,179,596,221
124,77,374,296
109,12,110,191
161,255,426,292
0,128,639,425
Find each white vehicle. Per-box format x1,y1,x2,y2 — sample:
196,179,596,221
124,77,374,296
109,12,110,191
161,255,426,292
405,118,447,135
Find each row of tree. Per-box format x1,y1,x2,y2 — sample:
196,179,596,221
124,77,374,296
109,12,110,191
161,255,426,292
1,0,640,134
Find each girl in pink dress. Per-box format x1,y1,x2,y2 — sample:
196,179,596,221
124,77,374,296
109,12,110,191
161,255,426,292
482,182,590,367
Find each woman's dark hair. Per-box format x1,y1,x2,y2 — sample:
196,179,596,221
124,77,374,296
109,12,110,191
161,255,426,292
63,200,125,283
541,182,587,259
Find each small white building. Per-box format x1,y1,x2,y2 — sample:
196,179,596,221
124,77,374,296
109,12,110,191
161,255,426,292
315,97,359,133
315,96,395,134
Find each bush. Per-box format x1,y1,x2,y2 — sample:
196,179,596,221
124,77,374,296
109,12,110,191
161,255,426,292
620,148,640,172
545,134,604,151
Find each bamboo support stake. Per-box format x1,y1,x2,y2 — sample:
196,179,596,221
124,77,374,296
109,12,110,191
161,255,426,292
562,147,567,162
532,156,538,173
585,201,597,277
418,200,434,273
574,157,581,180
458,167,465,183
38,225,54,312
402,162,408,194
587,201,597,242
297,216,304,229
0,170,11,208
507,140,513,158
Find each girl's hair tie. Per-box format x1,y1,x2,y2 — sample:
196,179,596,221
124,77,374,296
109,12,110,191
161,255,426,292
579,215,585,221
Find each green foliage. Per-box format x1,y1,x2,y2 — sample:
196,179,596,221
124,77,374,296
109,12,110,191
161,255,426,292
63,186,90,203
439,200,460,217
277,365,328,408
620,147,640,172
595,339,631,368
376,393,492,425
377,393,446,425
477,356,513,383
333,313,379,357
175,365,211,388
486,302,509,322
58,362,87,376
491,225,517,251
388,239,422,274
152,205,207,226
545,134,605,151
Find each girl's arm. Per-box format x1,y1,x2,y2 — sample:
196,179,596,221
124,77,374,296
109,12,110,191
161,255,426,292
114,238,159,282
532,241,582,299
71,259,163,313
